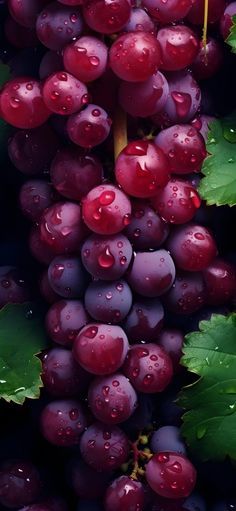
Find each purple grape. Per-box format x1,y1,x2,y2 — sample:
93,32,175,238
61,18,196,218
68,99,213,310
48,256,88,298
81,233,133,280
41,347,91,396
80,422,129,471
42,71,88,116
123,7,155,32
39,50,64,79
0,459,42,508
142,0,193,23
36,2,84,50
84,280,132,324
40,399,87,446
157,328,184,372
29,227,56,266
119,71,169,117
124,200,169,250
150,426,186,455
127,249,176,297
68,458,111,499
67,104,112,148
19,180,58,222
19,497,68,511
8,0,49,28
122,298,164,342
104,476,145,511
163,271,207,314
82,0,131,34
0,266,30,308
88,373,137,424
4,16,38,48
63,36,108,83
50,147,103,201
45,299,89,347
39,270,59,303
183,492,206,510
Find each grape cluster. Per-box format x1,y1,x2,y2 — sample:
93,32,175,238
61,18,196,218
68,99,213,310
0,0,236,510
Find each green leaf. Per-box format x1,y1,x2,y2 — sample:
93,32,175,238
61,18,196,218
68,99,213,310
198,112,236,206
179,313,236,462
226,15,236,53
0,303,48,405
0,61,10,89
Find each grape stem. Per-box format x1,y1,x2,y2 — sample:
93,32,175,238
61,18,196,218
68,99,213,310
113,106,128,160
202,0,209,51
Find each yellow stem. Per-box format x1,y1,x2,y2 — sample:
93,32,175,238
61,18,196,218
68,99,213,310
202,0,209,50
113,106,128,160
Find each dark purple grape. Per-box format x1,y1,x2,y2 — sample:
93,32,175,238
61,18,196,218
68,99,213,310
39,50,64,79
127,249,175,297
119,71,169,117
81,233,133,280
122,298,164,342
163,271,207,314
45,299,89,347
123,7,155,32
191,38,223,80
41,347,91,396
88,373,137,424
36,2,84,50
18,497,68,511
50,147,103,201
150,426,186,455
48,256,87,299
4,16,38,48
19,180,58,222
0,460,41,508
39,270,59,303
84,280,132,324
157,328,184,372
40,399,87,446
203,258,236,305
183,492,206,510
29,227,56,265
0,266,30,308
8,125,59,175
104,476,145,511
68,458,111,499
151,178,201,225
80,422,129,471
67,104,112,148
124,200,169,250
8,0,49,28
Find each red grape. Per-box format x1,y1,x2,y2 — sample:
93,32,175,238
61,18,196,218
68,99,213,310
8,0,49,28
127,249,176,297
158,329,184,373
63,36,108,83
80,422,129,471
84,279,133,323
203,258,236,305
4,16,38,48
124,200,169,250
82,0,131,34
123,7,155,33
151,178,201,224
142,0,193,24
36,2,83,50
19,180,57,222
191,38,223,80
119,71,169,118
146,452,196,499
42,71,88,115
123,298,164,342
157,25,199,72
29,227,56,265
187,0,226,24
104,476,145,511
40,399,87,446
164,271,207,314
45,299,89,346
220,1,236,39
67,104,111,148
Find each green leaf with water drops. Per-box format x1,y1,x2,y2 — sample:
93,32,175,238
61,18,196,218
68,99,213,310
198,113,236,206
0,302,48,405
226,15,236,53
179,313,236,462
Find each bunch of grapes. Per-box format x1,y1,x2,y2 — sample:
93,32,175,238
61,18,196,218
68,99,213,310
0,0,236,510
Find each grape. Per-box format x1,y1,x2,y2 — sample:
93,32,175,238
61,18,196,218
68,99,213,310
122,343,173,393
166,223,218,271
88,373,137,424
145,452,196,499
123,7,155,33
67,104,111,148
90,69,120,116
39,50,64,79
19,180,57,222
0,266,30,308
141,0,193,24
220,2,236,39
19,497,68,511
41,347,90,397
157,25,199,72
4,16,38,48
8,0,49,28
203,258,236,305
84,280,132,324
82,184,132,235
36,2,84,51
0,459,41,508
42,71,88,115
194,115,216,142
124,200,169,250
159,390,183,426
109,32,162,82
63,36,108,83
0,77,50,129
58,0,83,4
119,71,169,118
68,458,111,499
45,299,89,346
183,492,206,510
127,249,176,297
8,125,59,175
157,329,184,372
154,125,206,175
81,233,133,280
73,323,129,375
39,270,59,303
150,426,186,455
29,227,56,265
150,178,201,224
48,256,87,298
50,147,103,201
39,202,87,254
104,476,145,511
80,422,129,471
122,298,164,342
186,0,226,24
82,0,131,34
40,399,87,446
115,140,170,198
164,271,207,314
191,38,223,80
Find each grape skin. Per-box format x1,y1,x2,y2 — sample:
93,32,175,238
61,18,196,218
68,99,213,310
36,2,84,51
68,458,112,499
119,71,169,118
146,452,197,499
40,399,87,446
104,476,145,511
45,299,89,346
48,256,88,298
127,249,176,297
150,426,186,455
122,297,164,342
84,279,133,323
124,199,169,250
63,36,108,83
0,459,42,509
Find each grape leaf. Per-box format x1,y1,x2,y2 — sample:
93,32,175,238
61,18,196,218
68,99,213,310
0,61,10,88
198,113,236,206
179,314,236,462
0,303,48,405
226,15,236,53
